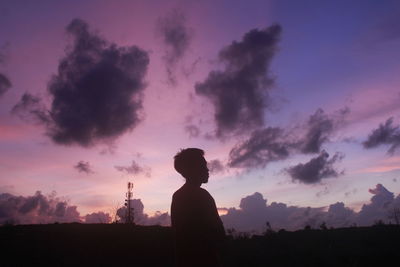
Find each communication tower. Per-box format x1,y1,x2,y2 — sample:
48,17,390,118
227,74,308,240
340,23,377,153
124,182,135,224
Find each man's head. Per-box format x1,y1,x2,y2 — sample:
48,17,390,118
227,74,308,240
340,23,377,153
174,148,209,184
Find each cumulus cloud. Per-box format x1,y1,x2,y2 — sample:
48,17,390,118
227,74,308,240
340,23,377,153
116,199,170,226
0,191,81,225
84,211,111,223
0,73,11,97
157,9,192,85
227,108,348,170
115,160,151,177
221,184,400,233
195,25,282,137
286,151,344,184
208,159,225,174
221,192,326,232
74,161,94,174
228,127,291,169
13,18,149,147
325,202,357,227
357,184,397,225
363,117,400,154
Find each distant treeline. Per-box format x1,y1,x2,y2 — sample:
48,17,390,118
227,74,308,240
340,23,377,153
1,224,399,266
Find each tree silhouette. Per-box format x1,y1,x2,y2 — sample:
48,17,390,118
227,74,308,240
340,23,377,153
388,207,400,225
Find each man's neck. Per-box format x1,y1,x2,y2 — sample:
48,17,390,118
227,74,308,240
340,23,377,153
185,180,202,187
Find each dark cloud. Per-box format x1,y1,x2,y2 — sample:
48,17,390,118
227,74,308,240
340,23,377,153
208,159,225,174
0,191,81,225
298,108,348,154
116,199,170,226
227,108,348,170
286,151,344,184
84,211,111,223
157,9,192,85
363,117,400,154
13,19,149,147
48,18,149,146
115,160,151,177
221,184,400,232
0,46,11,97
228,127,291,169
0,73,11,97
74,161,94,174
11,93,50,124
195,25,282,137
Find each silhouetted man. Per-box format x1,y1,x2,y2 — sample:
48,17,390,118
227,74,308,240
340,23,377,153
171,148,225,267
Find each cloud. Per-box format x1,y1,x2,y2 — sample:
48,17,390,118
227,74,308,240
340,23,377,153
325,202,356,227
157,9,192,85
357,184,397,225
221,192,326,232
74,161,94,174
185,124,200,138
11,93,50,124
316,186,330,197
208,159,225,174
116,199,170,226
0,73,11,97
363,117,400,154
13,19,149,147
286,151,344,184
228,127,291,169
227,108,348,170
84,211,111,223
195,25,282,137
0,191,81,225
0,46,11,97
221,184,399,232
115,160,151,177
298,108,348,154
0,191,170,226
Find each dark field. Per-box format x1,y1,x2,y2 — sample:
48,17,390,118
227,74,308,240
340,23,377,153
1,224,399,267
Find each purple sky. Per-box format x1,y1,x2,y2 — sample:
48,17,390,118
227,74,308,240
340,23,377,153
1,0,400,230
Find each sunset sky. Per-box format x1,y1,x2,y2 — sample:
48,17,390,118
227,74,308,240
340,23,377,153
1,0,400,229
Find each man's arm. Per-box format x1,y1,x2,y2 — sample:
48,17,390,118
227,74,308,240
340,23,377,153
201,190,226,243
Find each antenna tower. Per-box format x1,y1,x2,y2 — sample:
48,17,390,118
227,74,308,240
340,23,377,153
124,182,135,224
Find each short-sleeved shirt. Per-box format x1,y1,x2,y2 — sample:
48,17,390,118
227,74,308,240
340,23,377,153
171,183,225,267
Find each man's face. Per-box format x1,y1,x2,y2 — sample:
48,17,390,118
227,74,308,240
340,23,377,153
197,156,209,184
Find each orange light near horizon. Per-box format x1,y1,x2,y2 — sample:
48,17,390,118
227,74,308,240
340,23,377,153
217,208,228,216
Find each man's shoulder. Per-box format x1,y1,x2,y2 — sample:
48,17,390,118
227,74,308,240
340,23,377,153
199,187,212,196
172,185,212,200
172,185,189,200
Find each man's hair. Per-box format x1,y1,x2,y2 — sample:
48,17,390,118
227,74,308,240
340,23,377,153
174,148,205,179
